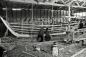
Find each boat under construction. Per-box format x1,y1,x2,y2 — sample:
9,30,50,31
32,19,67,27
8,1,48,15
0,0,86,57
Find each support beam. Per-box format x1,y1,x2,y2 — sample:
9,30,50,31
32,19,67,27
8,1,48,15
68,6,71,22
76,0,80,6
51,3,54,30
72,6,86,8
81,0,86,6
4,5,8,37
39,2,86,8
61,0,66,4
4,0,86,9
68,5,71,31
31,3,33,24
68,0,75,5
65,0,72,4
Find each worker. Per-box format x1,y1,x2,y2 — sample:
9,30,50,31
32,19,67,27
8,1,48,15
78,20,83,29
37,27,44,42
44,28,51,41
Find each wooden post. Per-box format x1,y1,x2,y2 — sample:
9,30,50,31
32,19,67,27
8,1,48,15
21,8,24,34
21,18,23,34
32,3,33,23
68,5,71,31
51,4,54,31
31,3,34,42
52,4,53,18
73,31,75,41
4,6,8,37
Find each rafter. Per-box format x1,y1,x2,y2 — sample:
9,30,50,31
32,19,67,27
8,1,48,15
78,1,84,6
68,0,75,5
71,1,79,6
65,0,72,4
4,0,86,9
60,0,66,4
81,0,86,6
76,0,80,6
62,0,72,5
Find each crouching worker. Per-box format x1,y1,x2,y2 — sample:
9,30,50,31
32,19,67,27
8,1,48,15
37,27,44,42
44,28,51,41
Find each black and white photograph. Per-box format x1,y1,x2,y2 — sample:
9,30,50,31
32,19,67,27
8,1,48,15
0,0,86,57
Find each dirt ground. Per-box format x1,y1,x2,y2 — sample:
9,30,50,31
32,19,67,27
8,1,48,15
0,36,86,57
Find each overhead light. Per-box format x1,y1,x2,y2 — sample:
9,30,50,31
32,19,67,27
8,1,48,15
2,8,7,10
77,0,84,2
12,8,22,11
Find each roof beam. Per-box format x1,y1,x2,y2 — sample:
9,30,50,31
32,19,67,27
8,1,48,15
39,2,86,8
81,0,86,6
5,0,37,4
4,0,86,9
76,0,80,6
72,5,86,8
65,0,71,3
61,0,66,4
68,0,75,5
